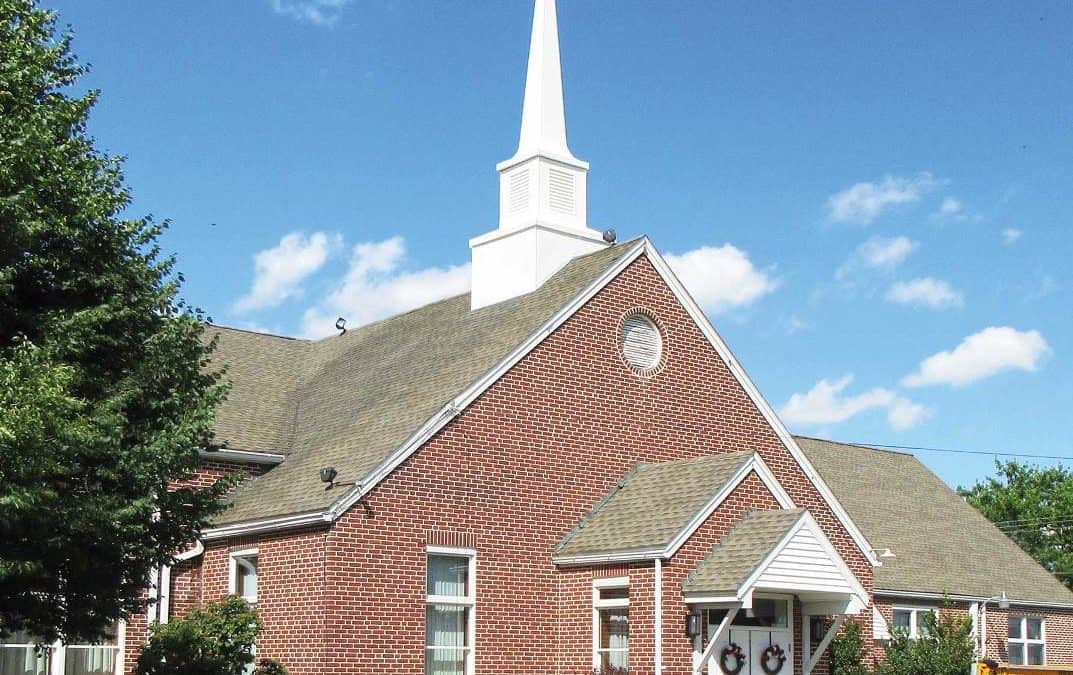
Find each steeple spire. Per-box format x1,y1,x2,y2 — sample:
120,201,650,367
506,0,582,167
469,0,606,310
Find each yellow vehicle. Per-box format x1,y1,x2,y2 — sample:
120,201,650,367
978,662,1073,675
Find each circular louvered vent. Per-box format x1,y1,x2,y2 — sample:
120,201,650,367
620,312,663,372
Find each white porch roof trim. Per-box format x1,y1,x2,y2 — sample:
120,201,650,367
684,510,868,614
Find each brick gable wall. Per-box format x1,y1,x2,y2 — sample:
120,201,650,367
125,254,874,674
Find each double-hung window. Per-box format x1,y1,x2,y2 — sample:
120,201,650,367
891,606,936,640
1009,615,1045,665
425,547,475,675
592,578,629,672
0,625,121,675
229,549,259,605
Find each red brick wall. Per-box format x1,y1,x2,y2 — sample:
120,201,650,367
873,596,1073,667
141,254,875,674
315,255,870,674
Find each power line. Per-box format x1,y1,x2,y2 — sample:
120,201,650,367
847,441,1073,462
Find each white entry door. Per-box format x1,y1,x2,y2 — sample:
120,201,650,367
702,597,793,675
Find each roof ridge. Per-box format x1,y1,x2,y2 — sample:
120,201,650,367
210,324,312,342
794,435,915,458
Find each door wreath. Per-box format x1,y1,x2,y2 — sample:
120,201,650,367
719,643,747,675
760,643,786,675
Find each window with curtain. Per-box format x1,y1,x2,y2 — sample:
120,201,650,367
1009,616,1045,665
426,552,474,675
593,586,629,671
0,631,48,675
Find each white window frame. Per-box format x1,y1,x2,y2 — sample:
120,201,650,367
891,605,938,640
592,576,630,671
425,545,476,675
1,622,125,675
228,547,260,605
1008,615,1046,665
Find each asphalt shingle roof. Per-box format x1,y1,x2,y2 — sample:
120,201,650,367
208,240,639,525
795,436,1073,605
682,508,805,595
555,452,755,558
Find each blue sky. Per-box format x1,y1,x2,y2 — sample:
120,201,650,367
48,0,1072,490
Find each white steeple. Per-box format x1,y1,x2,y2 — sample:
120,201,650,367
470,0,607,310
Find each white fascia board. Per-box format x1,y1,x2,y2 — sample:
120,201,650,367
199,449,286,465
326,238,650,523
738,510,869,606
876,589,1073,611
202,510,329,540
662,453,795,559
683,594,742,606
640,241,880,568
553,547,665,567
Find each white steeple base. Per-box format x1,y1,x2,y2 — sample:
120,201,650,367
470,222,605,310
469,0,608,311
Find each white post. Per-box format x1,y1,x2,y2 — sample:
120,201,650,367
695,606,740,675
802,612,812,670
805,614,846,675
654,558,663,674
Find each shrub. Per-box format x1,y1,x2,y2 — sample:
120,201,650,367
831,618,871,675
877,609,974,675
134,596,261,675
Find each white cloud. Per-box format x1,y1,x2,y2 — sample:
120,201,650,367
886,277,964,310
233,231,337,313
886,398,931,431
836,235,918,280
665,244,779,315
271,0,352,26
779,375,928,431
902,326,1051,388
300,236,470,338
1003,228,1023,245
827,172,942,225
939,197,963,215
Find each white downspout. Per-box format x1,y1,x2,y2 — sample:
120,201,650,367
654,558,663,674
159,540,205,624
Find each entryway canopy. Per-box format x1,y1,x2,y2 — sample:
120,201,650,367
684,508,868,675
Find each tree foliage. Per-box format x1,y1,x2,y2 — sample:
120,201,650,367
134,597,287,675
960,460,1073,589
831,618,870,675
0,0,230,643
876,610,974,675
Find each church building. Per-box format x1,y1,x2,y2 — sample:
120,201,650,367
3,2,1071,675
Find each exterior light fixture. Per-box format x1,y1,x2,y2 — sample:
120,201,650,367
998,591,1010,610
686,611,703,638
320,467,338,485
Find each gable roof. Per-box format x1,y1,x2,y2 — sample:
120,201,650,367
555,452,761,560
200,239,877,569
683,509,805,595
796,436,1073,607
210,240,640,527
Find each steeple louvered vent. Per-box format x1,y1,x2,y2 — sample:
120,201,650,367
509,167,530,214
621,313,663,371
547,167,575,214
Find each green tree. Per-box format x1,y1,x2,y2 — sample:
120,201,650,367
830,618,871,675
960,461,1073,589
134,597,282,675
877,610,974,675
0,0,230,643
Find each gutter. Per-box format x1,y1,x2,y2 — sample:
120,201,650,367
877,589,1073,611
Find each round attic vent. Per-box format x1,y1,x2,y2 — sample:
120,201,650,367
620,311,663,373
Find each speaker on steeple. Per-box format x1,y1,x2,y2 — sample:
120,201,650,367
469,0,607,310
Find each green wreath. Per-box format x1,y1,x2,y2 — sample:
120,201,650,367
719,642,747,675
